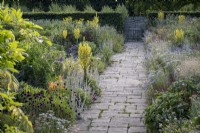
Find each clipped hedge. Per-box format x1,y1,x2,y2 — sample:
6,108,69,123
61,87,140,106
148,11,200,19
23,12,123,31
147,11,200,26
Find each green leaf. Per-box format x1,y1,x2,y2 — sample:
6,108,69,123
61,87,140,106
32,24,43,30
0,103,3,111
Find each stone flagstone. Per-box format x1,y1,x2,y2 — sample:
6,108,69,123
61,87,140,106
70,42,147,133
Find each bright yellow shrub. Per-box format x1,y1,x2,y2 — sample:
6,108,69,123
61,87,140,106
158,11,164,21
178,15,185,23
74,28,80,40
174,29,184,46
78,41,92,71
62,30,67,39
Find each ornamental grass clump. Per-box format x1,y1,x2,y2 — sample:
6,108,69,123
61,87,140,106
178,15,185,23
158,11,164,21
174,29,185,47
78,41,92,81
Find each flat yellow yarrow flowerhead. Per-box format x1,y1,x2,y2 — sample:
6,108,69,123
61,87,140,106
178,15,185,23
74,28,80,40
158,11,164,21
78,42,92,70
174,29,184,44
63,30,67,39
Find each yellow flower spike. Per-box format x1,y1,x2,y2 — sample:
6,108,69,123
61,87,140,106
74,28,80,40
178,15,185,23
58,75,63,82
78,41,92,70
63,17,72,23
158,11,164,21
174,28,184,46
63,30,67,39
88,15,99,30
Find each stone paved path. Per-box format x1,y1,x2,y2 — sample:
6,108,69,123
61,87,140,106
71,42,147,133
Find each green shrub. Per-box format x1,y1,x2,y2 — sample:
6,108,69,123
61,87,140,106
34,110,69,133
16,83,76,123
0,7,52,133
84,5,96,13
62,5,78,13
90,57,106,74
185,19,200,49
115,4,129,21
87,41,98,55
86,77,101,96
145,77,200,132
162,119,194,133
101,45,113,66
191,96,200,119
179,4,200,11
113,34,124,53
145,92,190,132
16,46,65,88
49,3,63,12
169,76,200,100
101,6,114,13
76,88,92,107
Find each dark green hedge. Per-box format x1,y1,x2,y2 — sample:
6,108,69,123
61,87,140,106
23,12,123,31
147,11,200,26
148,11,200,19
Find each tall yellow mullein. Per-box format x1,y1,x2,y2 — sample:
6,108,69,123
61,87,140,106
78,41,92,81
63,17,72,23
74,28,80,41
75,18,84,26
158,11,164,21
87,14,99,30
178,15,185,23
174,29,184,46
63,30,67,39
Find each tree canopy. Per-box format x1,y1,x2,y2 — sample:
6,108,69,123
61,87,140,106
1,0,199,14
